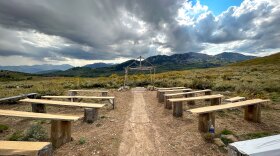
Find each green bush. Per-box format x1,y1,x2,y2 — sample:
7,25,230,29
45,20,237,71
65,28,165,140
191,78,213,89
23,124,48,141
220,129,234,135
78,137,86,145
8,131,24,141
0,124,9,133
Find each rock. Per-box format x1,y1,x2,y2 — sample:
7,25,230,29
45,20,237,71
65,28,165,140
221,134,238,142
213,138,225,147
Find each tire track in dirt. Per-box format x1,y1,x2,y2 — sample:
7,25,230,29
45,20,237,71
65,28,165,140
118,88,164,156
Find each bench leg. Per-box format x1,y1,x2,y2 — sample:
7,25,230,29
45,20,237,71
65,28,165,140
244,104,261,122
158,92,165,103
173,102,183,117
102,92,108,97
165,97,172,109
156,91,159,98
210,98,221,106
84,108,99,123
68,91,77,96
32,104,46,113
198,112,215,133
187,93,195,105
112,99,115,109
205,91,212,102
38,144,53,156
51,120,72,148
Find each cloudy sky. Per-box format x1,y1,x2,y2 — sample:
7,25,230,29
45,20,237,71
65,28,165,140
0,0,279,66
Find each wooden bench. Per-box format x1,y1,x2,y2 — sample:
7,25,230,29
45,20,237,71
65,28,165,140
0,141,52,156
188,99,269,132
68,90,109,97
42,96,115,109
157,88,192,103
164,89,212,108
0,109,80,148
225,96,246,103
0,93,38,103
156,87,186,97
168,94,224,117
20,99,105,123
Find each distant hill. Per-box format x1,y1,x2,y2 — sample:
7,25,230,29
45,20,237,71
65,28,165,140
45,52,256,77
0,70,33,81
231,52,280,66
83,63,113,68
0,64,73,74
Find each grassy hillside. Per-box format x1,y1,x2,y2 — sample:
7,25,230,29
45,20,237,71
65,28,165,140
231,52,280,66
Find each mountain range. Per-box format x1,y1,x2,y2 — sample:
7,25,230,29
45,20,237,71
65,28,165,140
0,64,73,74
43,52,256,77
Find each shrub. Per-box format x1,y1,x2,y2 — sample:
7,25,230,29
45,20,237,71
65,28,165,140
203,133,214,143
220,129,234,135
8,131,24,141
23,124,48,141
78,137,86,145
221,137,233,145
0,124,9,133
191,78,213,89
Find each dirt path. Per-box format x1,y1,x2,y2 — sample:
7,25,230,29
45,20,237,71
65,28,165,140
118,87,166,156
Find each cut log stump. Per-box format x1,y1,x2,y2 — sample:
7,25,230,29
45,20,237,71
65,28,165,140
210,98,221,106
165,96,172,109
187,93,195,105
51,120,72,148
198,112,215,133
173,102,183,117
84,108,99,123
244,104,261,122
101,92,108,97
32,104,46,113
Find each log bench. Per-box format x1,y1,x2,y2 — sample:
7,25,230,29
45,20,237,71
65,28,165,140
188,99,269,132
225,96,246,103
0,109,80,148
0,141,52,156
20,99,105,123
42,96,115,109
168,94,224,117
0,93,38,103
164,89,212,108
157,88,192,103
156,87,186,98
68,90,109,97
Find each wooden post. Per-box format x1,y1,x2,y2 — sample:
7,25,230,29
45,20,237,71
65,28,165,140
165,96,172,109
198,112,215,133
244,104,261,122
101,92,108,97
51,120,72,148
156,91,159,98
38,144,53,156
205,90,212,102
68,91,77,102
210,98,221,106
84,108,99,123
187,93,195,105
173,102,183,117
112,99,115,109
158,92,165,103
32,104,46,113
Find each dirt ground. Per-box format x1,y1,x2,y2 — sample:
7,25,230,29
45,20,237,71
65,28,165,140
0,88,279,156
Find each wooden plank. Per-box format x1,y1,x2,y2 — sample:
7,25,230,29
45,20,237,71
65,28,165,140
225,96,246,102
69,90,108,93
20,99,105,108
188,99,269,114
42,95,114,99
0,109,80,121
165,89,212,97
0,141,52,156
158,88,192,92
156,87,185,90
169,94,224,102
0,93,38,103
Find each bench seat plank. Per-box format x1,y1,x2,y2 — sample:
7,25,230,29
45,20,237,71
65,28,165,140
42,95,114,99
169,94,223,102
20,99,105,108
188,99,269,114
0,109,80,121
156,87,185,90
0,141,52,156
165,89,211,97
158,88,192,92
225,96,246,102
69,90,108,93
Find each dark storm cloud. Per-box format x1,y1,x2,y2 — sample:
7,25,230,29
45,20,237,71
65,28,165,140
0,0,279,65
